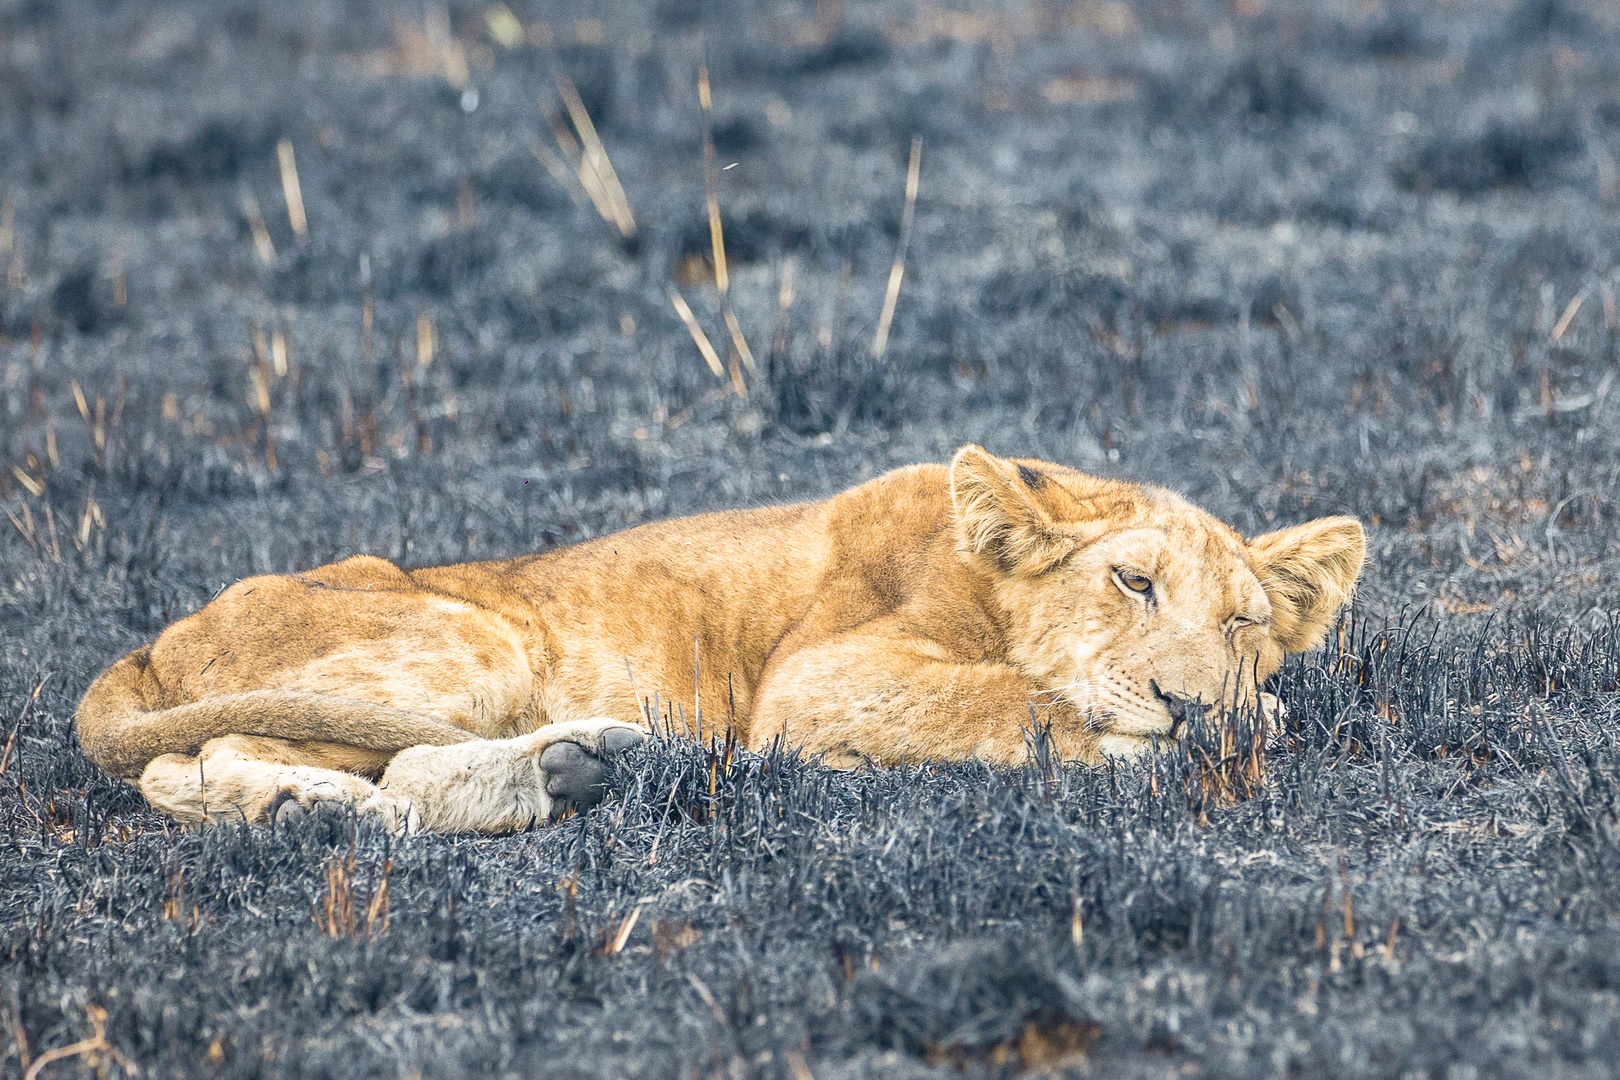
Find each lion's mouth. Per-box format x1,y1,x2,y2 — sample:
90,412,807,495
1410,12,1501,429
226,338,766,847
1149,681,1205,739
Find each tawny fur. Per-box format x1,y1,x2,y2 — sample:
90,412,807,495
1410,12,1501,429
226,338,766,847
75,446,1366,832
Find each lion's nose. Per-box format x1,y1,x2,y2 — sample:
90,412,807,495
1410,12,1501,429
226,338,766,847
1150,682,1206,737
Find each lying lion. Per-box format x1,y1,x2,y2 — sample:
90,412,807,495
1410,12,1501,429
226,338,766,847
75,445,1365,833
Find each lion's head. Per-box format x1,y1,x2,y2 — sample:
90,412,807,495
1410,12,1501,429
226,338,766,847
950,445,1365,758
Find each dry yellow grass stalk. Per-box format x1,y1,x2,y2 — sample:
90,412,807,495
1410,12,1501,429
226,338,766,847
239,186,276,263
724,309,757,374
1551,284,1591,342
557,76,635,236
699,66,727,295
276,140,308,241
10,465,42,497
670,290,724,376
271,329,288,377
417,313,436,367
605,904,643,955
527,135,586,207
698,66,756,373
872,136,922,359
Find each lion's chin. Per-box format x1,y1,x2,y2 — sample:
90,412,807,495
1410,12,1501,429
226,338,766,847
1094,733,1161,760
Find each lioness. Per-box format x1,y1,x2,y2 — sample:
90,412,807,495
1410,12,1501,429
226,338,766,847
75,446,1364,833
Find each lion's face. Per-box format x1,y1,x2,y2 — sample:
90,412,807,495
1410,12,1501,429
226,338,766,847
950,446,1365,757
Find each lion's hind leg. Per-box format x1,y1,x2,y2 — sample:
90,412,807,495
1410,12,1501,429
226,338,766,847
379,718,645,833
139,735,414,831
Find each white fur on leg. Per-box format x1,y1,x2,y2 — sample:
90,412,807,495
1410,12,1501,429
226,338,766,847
139,745,407,828
378,717,644,834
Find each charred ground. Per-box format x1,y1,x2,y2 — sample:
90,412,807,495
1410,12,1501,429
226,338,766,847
8,0,1620,1075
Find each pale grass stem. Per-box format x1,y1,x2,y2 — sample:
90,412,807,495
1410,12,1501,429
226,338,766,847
698,65,756,376
93,395,106,463
724,309,756,375
670,289,725,376
663,381,738,431
872,136,922,360
239,186,277,263
276,141,308,241
527,134,587,207
544,104,584,165
271,329,288,377
699,66,727,296
10,466,42,498
4,500,38,554
250,367,271,414
556,76,635,236
77,483,103,550
417,313,436,367
605,904,643,955
1551,284,1591,342
542,100,616,223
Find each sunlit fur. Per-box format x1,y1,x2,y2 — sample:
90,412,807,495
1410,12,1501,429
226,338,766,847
75,445,1366,832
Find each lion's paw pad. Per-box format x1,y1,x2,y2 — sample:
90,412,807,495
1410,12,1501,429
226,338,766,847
540,727,646,820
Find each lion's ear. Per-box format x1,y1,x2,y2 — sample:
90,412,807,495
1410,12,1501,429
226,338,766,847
950,445,1076,574
1248,516,1366,654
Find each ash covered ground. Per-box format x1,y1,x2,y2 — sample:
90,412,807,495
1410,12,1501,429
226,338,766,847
8,0,1620,1075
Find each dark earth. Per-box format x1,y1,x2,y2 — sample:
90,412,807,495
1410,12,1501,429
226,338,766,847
8,0,1620,1075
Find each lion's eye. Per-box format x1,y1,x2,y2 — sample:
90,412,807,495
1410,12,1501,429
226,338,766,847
1114,569,1154,599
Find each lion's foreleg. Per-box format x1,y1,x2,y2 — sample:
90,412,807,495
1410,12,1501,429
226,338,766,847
378,718,645,834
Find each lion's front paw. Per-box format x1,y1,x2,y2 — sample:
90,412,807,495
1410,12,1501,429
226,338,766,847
534,719,647,820
379,718,646,833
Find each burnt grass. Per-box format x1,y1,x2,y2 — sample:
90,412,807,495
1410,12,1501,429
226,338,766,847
8,0,1620,1076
